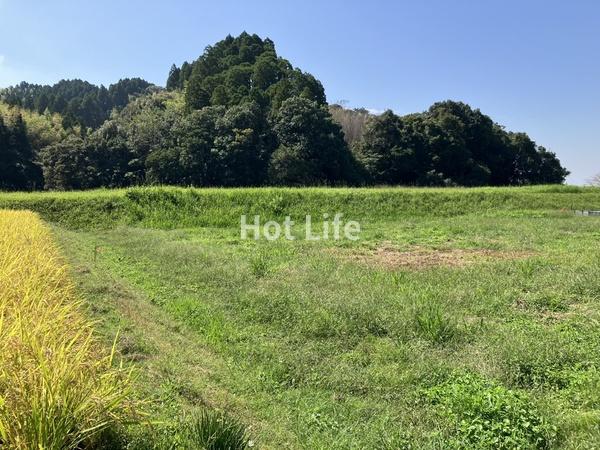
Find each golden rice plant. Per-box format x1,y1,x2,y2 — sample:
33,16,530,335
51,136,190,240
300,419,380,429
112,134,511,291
0,210,136,449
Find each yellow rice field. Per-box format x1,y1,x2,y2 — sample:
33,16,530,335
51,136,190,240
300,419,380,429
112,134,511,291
0,210,134,449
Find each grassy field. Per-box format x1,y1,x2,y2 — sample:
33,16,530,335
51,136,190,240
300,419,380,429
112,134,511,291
4,186,600,449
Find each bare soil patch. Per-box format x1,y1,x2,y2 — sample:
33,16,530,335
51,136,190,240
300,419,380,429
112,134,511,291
337,243,533,270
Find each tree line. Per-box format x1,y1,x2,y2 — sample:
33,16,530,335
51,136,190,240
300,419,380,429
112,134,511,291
0,78,152,129
355,102,568,186
0,32,569,191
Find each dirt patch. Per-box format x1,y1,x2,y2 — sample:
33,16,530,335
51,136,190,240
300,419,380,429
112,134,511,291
338,243,533,270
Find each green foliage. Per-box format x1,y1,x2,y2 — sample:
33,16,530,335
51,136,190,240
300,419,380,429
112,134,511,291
39,135,88,190
37,88,361,189
166,64,182,91
0,78,153,129
498,323,592,390
355,101,569,186
355,110,419,184
0,102,74,149
0,110,43,189
424,374,556,449
173,32,325,113
212,101,274,186
270,97,361,185
250,253,270,278
1,184,599,230
0,34,570,190
116,411,249,450
184,71,211,112
39,187,600,447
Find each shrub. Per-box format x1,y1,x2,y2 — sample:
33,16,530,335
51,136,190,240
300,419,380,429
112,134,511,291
0,210,136,448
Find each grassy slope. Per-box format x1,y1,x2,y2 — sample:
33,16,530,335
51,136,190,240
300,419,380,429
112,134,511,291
1,185,600,229
4,186,600,448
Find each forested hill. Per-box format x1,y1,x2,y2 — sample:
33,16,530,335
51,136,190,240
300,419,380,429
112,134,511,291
0,78,153,129
166,32,326,111
0,32,569,191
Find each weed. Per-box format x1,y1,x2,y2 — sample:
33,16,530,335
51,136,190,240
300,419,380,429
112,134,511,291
413,300,458,345
250,254,270,278
424,373,556,449
183,409,249,450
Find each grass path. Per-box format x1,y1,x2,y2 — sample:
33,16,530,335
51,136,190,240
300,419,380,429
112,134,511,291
56,227,298,448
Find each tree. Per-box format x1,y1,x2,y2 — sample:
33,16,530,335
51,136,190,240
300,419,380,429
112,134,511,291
0,35,570,190
329,104,370,146
176,32,326,114
85,121,132,188
0,78,153,130
354,111,420,185
535,146,570,184
0,112,42,190
180,62,193,87
39,136,88,190
176,106,224,185
252,53,281,90
355,101,568,186
212,102,274,186
166,64,182,90
184,71,210,111
117,92,182,183
145,147,183,185
0,115,17,189
35,93,49,114
270,97,360,185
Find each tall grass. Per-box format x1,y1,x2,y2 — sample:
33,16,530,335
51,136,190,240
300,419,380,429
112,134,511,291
184,409,249,450
0,210,135,449
1,185,600,229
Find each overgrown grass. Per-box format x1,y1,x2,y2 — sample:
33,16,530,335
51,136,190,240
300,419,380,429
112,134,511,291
1,185,599,229
0,210,136,449
424,373,557,449
184,409,249,450
121,410,249,450
4,187,600,448
412,300,459,345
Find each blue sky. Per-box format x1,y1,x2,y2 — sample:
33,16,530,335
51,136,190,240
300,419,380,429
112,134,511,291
1,0,598,184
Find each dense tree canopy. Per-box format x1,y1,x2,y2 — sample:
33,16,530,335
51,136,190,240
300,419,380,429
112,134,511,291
167,32,326,113
38,88,363,189
270,97,360,185
0,33,569,191
0,78,153,129
0,111,42,189
354,101,569,186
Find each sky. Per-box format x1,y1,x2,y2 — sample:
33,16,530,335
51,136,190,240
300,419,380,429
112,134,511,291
0,0,598,184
